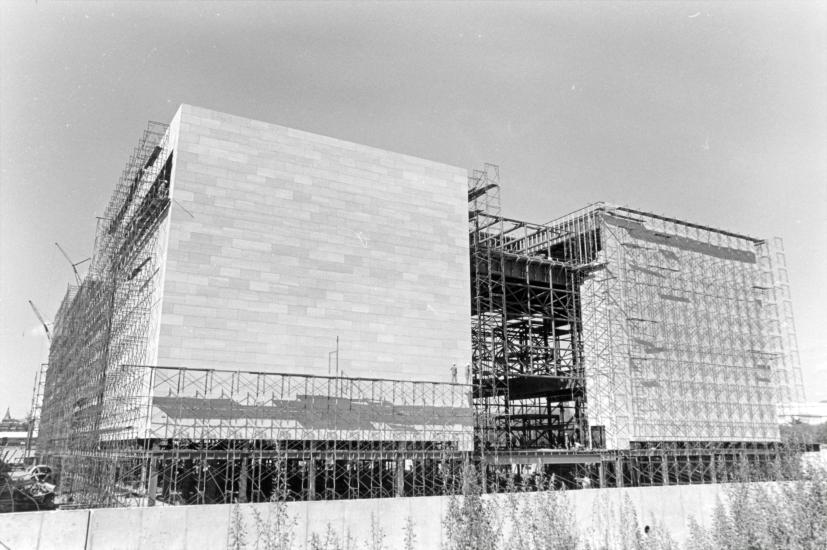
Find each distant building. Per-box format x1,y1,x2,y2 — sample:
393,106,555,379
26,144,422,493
1,408,30,465
0,408,29,432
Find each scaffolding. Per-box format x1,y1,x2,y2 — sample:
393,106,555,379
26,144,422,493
48,366,471,506
36,122,808,506
37,121,476,508
566,205,784,447
24,363,48,458
759,238,806,405
39,121,173,502
468,171,807,487
468,165,588,455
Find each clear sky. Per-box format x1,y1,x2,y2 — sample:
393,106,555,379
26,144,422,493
1,1,825,416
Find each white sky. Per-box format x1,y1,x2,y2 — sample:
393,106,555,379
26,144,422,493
1,1,825,415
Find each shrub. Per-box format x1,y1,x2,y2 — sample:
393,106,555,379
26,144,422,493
442,464,501,550
686,462,827,550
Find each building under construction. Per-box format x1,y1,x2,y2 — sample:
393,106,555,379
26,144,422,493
37,105,806,507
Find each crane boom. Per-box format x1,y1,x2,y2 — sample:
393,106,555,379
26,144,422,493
54,242,90,285
28,300,52,342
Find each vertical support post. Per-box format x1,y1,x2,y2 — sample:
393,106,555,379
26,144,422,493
239,456,248,503
710,454,717,484
598,461,606,488
306,442,316,501
615,456,624,488
395,442,405,497
147,454,158,507
632,458,641,487
661,455,669,486
740,452,749,481
395,457,405,498
307,460,316,500
140,456,148,494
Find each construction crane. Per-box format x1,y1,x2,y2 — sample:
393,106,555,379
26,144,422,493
55,242,90,285
27,300,52,342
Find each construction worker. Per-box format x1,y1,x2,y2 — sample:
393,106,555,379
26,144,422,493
450,363,457,383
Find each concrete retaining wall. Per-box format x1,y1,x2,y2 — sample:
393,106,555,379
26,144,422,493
0,509,89,550
0,483,729,549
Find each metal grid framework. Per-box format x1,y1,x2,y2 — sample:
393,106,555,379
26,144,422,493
572,440,793,490
38,122,172,496
38,122,474,507
95,364,472,449
140,366,472,446
484,441,791,492
759,238,806,404
23,362,48,457
49,365,472,507
468,170,806,484
469,168,594,455
569,205,796,448
35,121,807,507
